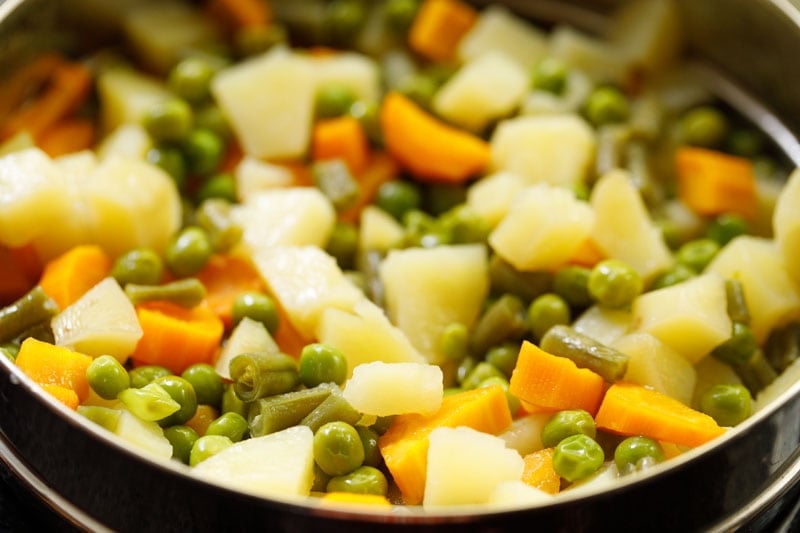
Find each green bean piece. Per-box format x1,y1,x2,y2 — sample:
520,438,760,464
732,349,777,395
231,292,280,334
456,356,477,386
725,279,751,325
143,98,193,143
587,259,643,309
402,209,436,242
183,128,225,176
676,238,720,273
356,426,382,468
165,226,213,277
375,180,421,221
726,128,765,158
469,294,528,357
478,376,520,415
355,249,385,306
182,363,224,407
323,0,367,45
234,23,288,57
164,425,200,464
169,57,215,104
326,221,359,270
711,322,757,366
221,383,248,417
124,278,207,308
679,106,728,148
195,172,237,204
585,86,629,127
552,434,605,483
129,365,172,389
699,384,752,427
439,322,469,361
532,57,568,95
489,255,554,302
764,322,800,373
327,465,389,496
553,265,593,309
384,0,419,34
194,104,232,141
541,409,597,449
316,83,357,119
118,382,181,422
613,436,665,475
0,286,59,344
299,343,348,388
146,146,187,190
111,248,164,287
437,205,489,244
348,100,382,146
155,375,198,427
301,388,361,433
461,362,505,390
0,342,19,362
312,463,333,492
540,325,629,382
248,385,334,437
86,355,131,400
16,321,54,344
528,293,571,341
314,421,365,476
190,435,233,466
77,405,122,432
312,159,359,211
205,412,249,442
649,264,695,291
705,213,749,247
399,72,439,110
230,351,299,402
195,199,243,253
485,342,519,378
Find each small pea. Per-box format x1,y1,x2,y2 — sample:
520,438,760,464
484,343,519,378
588,259,643,309
552,434,605,482
614,436,665,475
183,128,225,176
129,365,172,389
649,263,696,291
527,293,571,341
461,362,505,390
326,465,388,496
585,86,629,127
316,84,357,119
86,355,130,400
348,100,382,145
205,412,249,442
169,57,215,104
146,146,187,189
456,356,477,386
384,0,419,34
189,434,233,466
323,0,367,45
314,421,365,476
143,98,193,143
195,173,237,204
375,180,421,221
231,291,279,334
165,226,213,277
541,409,597,449
155,375,198,427
220,383,248,417
439,322,469,361
726,128,765,158
234,24,287,57
700,384,752,427
705,213,749,246
532,57,568,95
164,425,199,464
356,425,382,468
194,105,231,140
181,363,224,407
679,106,729,148
676,238,720,273
553,265,593,309
326,221,359,270
299,343,348,388
111,247,164,287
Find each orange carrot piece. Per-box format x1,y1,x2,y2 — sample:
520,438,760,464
595,381,726,448
409,0,478,62
380,91,490,183
16,337,92,403
40,384,80,410
39,118,96,157
675,147,757,219
509,341,606,416
521,448,561,495
339,151,399,224
271,301,313,359
185,404,220,435
320,492,392,507
131,301,225,374
0,244,42,305
195,253,265,330
312,116,369,175
39,245,112,310
1,61,92,141
220,140,244,174
0,53,63,125
207,0,272,29
378,385,512,505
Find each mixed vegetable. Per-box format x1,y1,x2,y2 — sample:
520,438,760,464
3,0,800,511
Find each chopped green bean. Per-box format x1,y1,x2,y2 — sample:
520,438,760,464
300,387,361,433
469,294,528,357
248,384,334,437
230,351,299,402
540,324,629,382
124,278,207,308
712,322,757,366
764,321,800,373
725,279,751,325
0,286,59,344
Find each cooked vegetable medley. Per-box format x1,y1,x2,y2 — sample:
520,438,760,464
4,0,800,511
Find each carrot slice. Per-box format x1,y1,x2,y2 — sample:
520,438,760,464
39,245,112,310
595,381,726,448
409,0,478,62
40,384,80,410
207,0,272,29
521,448,561,495
0,244,42,305
16,337,92,403
39,118,96,157
312,115,369,175
195,253,265,330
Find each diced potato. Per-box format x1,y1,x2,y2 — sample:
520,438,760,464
343,361,443,416
230,188,336,253
234,156,295,202
114,409,173,461
212,48,316,160
490,114,595,187
692,356,742,410
612,332,696,405
315,299,426,375
590,169,674,282
96,67,173,134
192,426,315,500
252,246,363,338
433,52,529,133
572,305,632,347
96,123,153,161
358,205,405,252
774,168,800,283
487,481,553,510
423,426,524,507
52,277,143,362
607,0,683,73
498,412,551,457
380,245,489,364
549,25,628,84
466,171,525,228
458,5,548,69
311,52,381,104
707,236,800,343
489,183,594,271
631,272,731,363
215,317,279,380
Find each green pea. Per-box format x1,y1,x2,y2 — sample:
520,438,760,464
316,84,357,119
143,98,193,143
399,73,439,109
437,205,488,244
705,213,749,246
439,322,469,361
299,343,348,388
326,465,388,496
484,343,519,378
231,291,279,334
155,375,198,427
649,263,696,291
111,247,164,287
356,425,382,468
129,365,172,389
478,376,520,415
146,146,187,189
183,128,225,176
164,425,199,464
541,409,597,449
314,421,365,476
700,384,752,427
195,173,237,204
348,100,382,145
726,128,764,158
312,463,332,492
461,362,505,390
182,363,224,407
165,226,213,277
234,24,287,57
552,433,605,482
679,106,728,148
588,259,643,309
323,0,367,45
370,416,395,436
614,436,665,475
711,321,758,366
553,265,593,309
169,57,215,104
86,355,130,400
584,86,629,127
456,356,477,386
676,238,720,273
190,434,233,466
326,221,359,270
205,412,249,442
375,180,421,221
527,293,571,341
221,383,248,417
384,0,419,34
532,57,568,95
194,104,232,141
424,183,467,217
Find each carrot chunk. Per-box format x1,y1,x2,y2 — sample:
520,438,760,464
521,448,561,495
409,0,478,62
312,116,369,175
16,337,92,403
39,245,112,310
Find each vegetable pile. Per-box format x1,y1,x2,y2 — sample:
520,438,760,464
3,0,800,511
